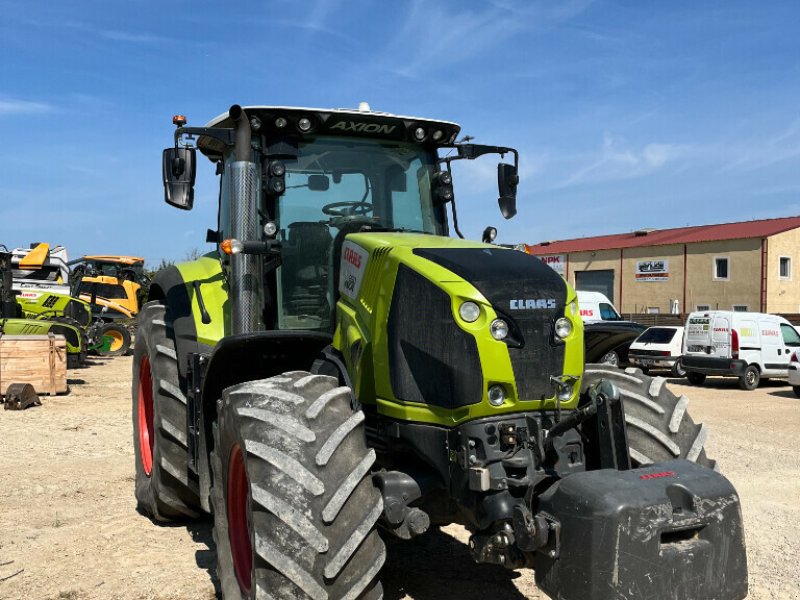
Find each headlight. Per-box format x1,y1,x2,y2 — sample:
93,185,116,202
459,301,481,323
555,317,572,339
490,319,509,340
488,384,506,406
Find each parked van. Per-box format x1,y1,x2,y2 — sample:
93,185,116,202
575,291,622,322
682,310,800,390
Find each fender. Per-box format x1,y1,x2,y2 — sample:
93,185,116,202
147,253,227,387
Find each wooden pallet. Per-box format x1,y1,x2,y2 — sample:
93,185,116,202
0,333,68,396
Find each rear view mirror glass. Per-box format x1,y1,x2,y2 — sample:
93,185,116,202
497,163,518,219
162,147,196,210
307,174,330,191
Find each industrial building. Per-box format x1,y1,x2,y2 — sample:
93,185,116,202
524,215,800,314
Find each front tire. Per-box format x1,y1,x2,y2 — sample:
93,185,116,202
211,371,385,600
583,365,714,468
600,350,620,367
793,385,800,398
671,359,687,378
132,302,200,521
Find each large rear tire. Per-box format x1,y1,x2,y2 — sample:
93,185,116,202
583,364,714,469
132,302,200,521
211,371,385,600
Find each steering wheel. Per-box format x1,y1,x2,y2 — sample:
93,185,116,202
322,201,373,218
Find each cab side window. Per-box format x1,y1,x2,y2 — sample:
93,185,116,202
780,324,800,346
599,303,620,320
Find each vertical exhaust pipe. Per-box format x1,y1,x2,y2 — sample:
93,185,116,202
228,105,264,334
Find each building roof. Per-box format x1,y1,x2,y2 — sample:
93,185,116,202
525,215,800,255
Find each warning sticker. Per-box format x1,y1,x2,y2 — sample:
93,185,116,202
339,241,369,300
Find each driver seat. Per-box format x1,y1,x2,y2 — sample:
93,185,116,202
283,222,332,320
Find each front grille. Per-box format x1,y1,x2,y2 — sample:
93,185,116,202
414,247,568,400
65,299,91,327
387,265,483,408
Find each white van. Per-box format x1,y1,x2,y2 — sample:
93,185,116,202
682,310,800,390
575,291,622,322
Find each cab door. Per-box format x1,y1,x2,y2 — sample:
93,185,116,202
710,316,730,358
779,323,800,374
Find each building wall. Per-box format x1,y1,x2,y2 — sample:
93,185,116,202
559,238,766,313
766,228,800,313
619,244,684,314
551,230,800,314
684,238,762,312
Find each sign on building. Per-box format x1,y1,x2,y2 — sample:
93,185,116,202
539,254,566,276
635,260,669,282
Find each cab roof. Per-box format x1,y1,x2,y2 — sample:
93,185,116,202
197,105,461,161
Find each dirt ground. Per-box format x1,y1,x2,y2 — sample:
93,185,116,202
1,356,799,600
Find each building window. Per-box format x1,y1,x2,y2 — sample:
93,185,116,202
780,256,792,280
696,304,710,311
646,307,660,314
714,257,729,280
732,304,749,312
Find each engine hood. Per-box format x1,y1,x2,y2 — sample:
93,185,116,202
333,232,584,426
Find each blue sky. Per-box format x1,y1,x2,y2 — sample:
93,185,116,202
1,0,798,266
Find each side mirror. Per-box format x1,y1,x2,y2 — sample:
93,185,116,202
162,147,196,210
497,163,518,219
307,174,330,191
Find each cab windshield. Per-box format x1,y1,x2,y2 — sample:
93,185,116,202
274,136,444,331
276,136,443,235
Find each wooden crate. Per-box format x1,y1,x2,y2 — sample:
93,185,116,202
0,334,68,396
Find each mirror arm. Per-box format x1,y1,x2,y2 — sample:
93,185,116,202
444,162,465,239
173,126,236,149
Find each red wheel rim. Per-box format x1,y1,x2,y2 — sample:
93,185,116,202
227,444,253,594
137,356,155,476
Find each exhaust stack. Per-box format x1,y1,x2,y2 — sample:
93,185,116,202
228,105,264,334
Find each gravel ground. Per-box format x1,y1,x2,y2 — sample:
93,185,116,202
0,356,798,599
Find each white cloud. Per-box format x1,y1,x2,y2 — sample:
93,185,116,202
381,0,596,78
556,134,694,188
0,97,53,116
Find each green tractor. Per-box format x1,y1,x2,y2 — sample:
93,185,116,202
133,105,747,600
15,289,130,356
0,251,85,368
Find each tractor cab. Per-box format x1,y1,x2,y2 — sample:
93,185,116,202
165,104,518,335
